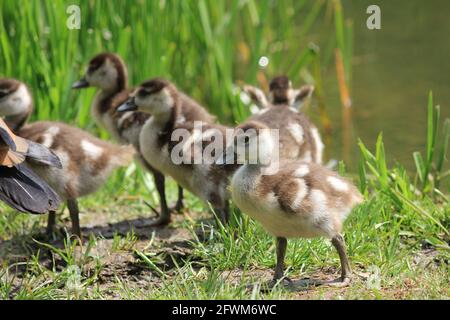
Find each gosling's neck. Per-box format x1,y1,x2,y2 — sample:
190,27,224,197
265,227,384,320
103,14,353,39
94,81,127,115
153,98,180,127
99,81,124,96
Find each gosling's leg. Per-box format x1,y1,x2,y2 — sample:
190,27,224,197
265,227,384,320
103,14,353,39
46,210,56,235
274,237,288,281
137,155,170,226
151,171,171,226
221,201,230,225
173,185,184,212
329,234,351,286
213,201,230,226
264,237,289,289
67,199,81,239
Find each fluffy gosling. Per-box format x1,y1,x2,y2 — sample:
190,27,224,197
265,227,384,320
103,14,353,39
118,78,234,224
72,53,205,225
219,121,363,286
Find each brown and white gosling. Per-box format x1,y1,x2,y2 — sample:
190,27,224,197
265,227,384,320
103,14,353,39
243,75,324,164
218,121,363,286
0,118,61,214
118,78,234,224
72,52,196,225
0,78,135,238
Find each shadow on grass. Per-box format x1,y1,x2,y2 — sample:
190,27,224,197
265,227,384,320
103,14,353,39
0,215,214,278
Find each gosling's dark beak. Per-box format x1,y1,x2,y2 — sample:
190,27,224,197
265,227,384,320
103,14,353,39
72,77,89,89
117,97,137,112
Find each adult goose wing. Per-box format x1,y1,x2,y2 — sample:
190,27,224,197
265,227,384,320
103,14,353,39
0,163,60,214
0,118,61,213
0,118,62,168
23,140,62,168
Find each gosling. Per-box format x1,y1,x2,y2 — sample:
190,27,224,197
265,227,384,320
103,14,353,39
0,78,135,238
72,53,198,225
118,78,234,224
243,75,323,164
218,121,363,286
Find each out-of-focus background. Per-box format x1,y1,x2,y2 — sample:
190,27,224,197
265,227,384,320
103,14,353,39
1,0,448,172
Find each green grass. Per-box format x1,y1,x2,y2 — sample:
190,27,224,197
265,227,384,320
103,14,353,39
0,0,449,300
0,0,335,127
0,94,448,300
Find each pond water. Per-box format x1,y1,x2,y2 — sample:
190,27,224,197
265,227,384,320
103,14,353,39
319,0,450,170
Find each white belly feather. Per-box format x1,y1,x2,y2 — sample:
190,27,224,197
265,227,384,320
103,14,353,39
231,166,327,239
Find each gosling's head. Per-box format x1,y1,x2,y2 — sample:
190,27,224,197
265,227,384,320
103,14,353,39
0,78,32,117
117,78,177,116
243,75,314,110
269,75,292,104
218,121,277,166
72,52,127,91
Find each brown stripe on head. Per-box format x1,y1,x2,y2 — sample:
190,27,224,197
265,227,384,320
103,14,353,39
140,78,172,95
269,75,292,105
237,120,269,133
0,78,21,99
88,52,128,90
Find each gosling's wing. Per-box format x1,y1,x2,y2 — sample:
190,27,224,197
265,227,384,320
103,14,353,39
0,163,60,214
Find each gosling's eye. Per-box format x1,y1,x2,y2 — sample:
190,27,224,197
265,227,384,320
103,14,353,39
87,65,98,73
138,89,150,97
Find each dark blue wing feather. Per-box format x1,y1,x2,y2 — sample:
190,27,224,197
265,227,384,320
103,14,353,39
0,163,60,214
0,127,16,151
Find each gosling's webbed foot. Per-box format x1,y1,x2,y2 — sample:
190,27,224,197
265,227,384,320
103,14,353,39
140,214,171,228
170,200,184,214
142,201,171,226
322,276,351,288
45,226,57,238
35,229,58,242
265,277,292,290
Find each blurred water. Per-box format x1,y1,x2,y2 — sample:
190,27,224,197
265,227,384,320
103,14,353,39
320,0,450,170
